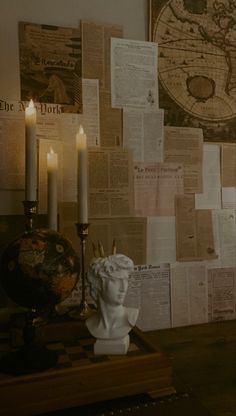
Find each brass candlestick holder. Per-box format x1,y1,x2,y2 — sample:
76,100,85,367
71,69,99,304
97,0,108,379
22,200,39,232
69,223,93,320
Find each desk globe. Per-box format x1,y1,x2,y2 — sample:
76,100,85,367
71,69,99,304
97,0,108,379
0,228,80,374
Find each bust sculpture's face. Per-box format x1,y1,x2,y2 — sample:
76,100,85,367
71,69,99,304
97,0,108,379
101,270,129,306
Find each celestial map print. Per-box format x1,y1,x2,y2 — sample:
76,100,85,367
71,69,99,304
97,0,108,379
150,0,236,142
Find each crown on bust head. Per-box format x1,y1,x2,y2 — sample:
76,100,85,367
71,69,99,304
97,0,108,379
92,239,116,258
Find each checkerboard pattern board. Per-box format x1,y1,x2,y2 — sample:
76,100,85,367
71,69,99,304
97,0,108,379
50,335,144,370
0,328,148,375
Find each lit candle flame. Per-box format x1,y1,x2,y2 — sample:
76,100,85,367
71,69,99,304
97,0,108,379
29,99,35,109
79,125,84,134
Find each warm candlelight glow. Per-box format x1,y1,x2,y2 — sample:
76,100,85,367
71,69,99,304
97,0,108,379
47,146,58,171
76,125,88,223
25,99,36,125
76,125,87,150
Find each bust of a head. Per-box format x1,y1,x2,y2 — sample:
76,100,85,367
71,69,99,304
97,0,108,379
87,254,134,305
86,253,138,341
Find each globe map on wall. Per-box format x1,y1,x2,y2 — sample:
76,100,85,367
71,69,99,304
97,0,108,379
0,229,80,312
151,0,236,141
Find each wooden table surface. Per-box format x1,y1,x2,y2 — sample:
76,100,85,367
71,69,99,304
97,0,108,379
145,320,236,416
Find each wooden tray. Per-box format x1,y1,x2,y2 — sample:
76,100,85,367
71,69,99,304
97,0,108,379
0,321,175,415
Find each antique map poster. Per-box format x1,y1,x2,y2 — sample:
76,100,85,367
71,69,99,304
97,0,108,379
149,0,236,142
18,22,82,113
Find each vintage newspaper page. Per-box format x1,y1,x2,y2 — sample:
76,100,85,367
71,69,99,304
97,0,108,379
88,147,134,218
164,126,203,194
55,113,79,202
111,37,158,109
61,112,95,203
208,267,236,321
36,102,68,213
171,263,208,327
175,194,198,261
212,209,236,267
81,21,123,147
195,209,218,261
77,79,100,146
0,99,25,190
18,22,82,113
0,98,63,192
37,104,62,140
222,187,236,210
195,144,221,209
60,79,100,202
133,162,158,216
123,108,164,162
134,162,184,216
99,91,122,147
81,20,123,91
57,216,147,271
125,264,171,331
85,217,147,268
155,163,184,216
175,194,217,261
221,144,236,187
146,216,176,265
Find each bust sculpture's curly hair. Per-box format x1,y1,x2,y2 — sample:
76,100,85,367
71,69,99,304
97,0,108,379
87,254,134,302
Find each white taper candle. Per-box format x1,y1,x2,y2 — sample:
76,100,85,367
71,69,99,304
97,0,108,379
25,99,37,201
47,146,58,230
76,125,88,223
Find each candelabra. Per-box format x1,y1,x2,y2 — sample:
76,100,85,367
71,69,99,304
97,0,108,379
69,223,93,320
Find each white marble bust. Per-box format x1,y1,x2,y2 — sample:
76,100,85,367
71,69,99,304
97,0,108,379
86,254,139,354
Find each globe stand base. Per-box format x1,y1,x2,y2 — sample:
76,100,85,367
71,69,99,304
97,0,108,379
0,344,58,376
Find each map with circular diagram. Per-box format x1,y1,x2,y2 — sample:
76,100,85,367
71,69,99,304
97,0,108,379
150,0,236,142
